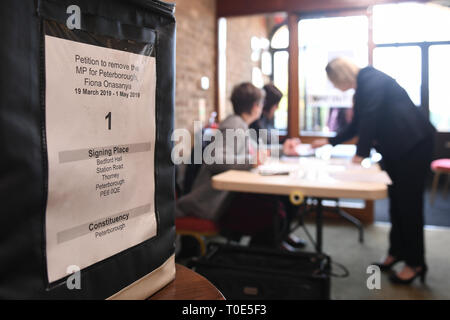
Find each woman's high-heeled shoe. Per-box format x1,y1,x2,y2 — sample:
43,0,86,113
372,257,400,272
389,265,428,285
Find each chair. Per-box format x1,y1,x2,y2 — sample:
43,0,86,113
430,158,450,205
175,126,285,256
175,194,286,257
175,217,219,256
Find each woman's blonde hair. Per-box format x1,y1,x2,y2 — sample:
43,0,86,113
325,57,360,88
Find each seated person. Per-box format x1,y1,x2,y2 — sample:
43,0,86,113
250,83,306,249
176,82,266,222
250,83,301,156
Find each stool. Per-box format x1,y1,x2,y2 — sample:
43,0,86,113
175,217,219,256
430,158,450,205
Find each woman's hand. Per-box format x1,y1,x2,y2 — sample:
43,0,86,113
253,149,270,167
311,138,329,149
283,138,301,156
352,155,364,164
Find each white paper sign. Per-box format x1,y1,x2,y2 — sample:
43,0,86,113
45,35,157,282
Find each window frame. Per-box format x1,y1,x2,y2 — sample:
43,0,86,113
269,5,450,140
374,40,450,119
269,9,371,142
268,23,289,136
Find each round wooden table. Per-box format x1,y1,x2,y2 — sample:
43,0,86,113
149,264,225,300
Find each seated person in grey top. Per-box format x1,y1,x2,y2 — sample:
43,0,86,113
176,82,267,221
250,84,308,249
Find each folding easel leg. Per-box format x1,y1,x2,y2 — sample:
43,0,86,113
337,208,364,243
430,171,441,205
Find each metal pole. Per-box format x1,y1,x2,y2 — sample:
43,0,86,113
316,198,323,253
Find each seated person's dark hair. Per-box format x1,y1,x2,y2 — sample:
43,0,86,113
230,82,264,115
263,83,283,113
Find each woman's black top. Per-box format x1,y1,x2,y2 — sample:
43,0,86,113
329,67,435,161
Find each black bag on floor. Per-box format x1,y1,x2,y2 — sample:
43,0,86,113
0,0,176,299
189,243,331,300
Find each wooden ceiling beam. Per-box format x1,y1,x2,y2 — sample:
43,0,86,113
217,0,427,17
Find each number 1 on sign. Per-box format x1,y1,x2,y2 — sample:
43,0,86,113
105,112,111,130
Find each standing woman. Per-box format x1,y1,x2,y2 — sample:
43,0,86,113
312,57,436,284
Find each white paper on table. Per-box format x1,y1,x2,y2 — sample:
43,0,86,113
295,144,315,157
329,168,392,184
257,162,301,175
329,144,356,158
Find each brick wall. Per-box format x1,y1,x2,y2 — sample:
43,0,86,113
173,1,269,131
224,16,268,117
172,0,217,134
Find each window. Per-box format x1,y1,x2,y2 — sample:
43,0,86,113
270,25,289,130
373,2,450,132
373,2,450,44
298,16,368,135
429,45,450,132
265,2,450,138
373,46,421,106
271,25,289,49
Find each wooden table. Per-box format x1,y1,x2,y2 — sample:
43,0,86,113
149,264,225,300
212,156,390,253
